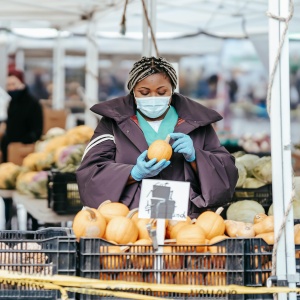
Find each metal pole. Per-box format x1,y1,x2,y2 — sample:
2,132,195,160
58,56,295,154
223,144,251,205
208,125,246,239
0,31,8,90
269,1,296,299
15,49,25,71
84,18,99,128
142,0,149,56
52,31,65,110
150,0,156,57
142,0,157,57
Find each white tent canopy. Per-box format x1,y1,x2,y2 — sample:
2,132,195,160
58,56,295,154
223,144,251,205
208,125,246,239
0,0,300,56
0,0,299,296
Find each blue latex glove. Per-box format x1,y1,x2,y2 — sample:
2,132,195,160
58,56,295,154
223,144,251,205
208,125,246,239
131,150,171,181
169,132,196,162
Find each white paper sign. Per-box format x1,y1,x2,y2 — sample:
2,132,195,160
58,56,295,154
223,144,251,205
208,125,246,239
138,179,190,221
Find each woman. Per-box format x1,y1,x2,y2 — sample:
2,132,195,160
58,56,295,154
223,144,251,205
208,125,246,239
76,57,238,218
1,70,43,162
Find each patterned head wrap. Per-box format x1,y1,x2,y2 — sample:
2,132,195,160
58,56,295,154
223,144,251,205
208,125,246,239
127,56,177,92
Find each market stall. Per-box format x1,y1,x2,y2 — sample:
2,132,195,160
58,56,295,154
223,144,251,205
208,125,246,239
0,0,299,299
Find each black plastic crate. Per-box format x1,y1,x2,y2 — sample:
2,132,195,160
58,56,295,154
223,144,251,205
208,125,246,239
0,227,77,300
78,238,244,300
233,184,272,208
48,170,82,215
244,238,300,300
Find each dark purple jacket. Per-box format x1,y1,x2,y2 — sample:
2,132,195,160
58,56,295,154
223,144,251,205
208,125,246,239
76,93,238,218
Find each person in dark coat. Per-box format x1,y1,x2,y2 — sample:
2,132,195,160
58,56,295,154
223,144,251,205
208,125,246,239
1,69,43,162
76,57,238,218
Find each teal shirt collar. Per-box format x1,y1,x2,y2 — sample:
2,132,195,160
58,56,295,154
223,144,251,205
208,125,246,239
137,106,178,146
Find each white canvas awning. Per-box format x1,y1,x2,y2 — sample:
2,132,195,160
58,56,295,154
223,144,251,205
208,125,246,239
0,0,299,57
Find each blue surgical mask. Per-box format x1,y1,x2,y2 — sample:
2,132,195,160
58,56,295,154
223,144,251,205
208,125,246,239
135,95,171,118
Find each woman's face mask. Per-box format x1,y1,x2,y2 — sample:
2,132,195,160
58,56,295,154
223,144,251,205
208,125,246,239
135,95,171,118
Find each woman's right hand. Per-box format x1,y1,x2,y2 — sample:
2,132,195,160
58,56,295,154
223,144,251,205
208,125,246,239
130,150,170,181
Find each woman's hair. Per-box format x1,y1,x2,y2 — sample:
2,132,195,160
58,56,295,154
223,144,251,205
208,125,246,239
127,56,177,92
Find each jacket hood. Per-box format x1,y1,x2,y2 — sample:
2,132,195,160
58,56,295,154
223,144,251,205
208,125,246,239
90,93,222,126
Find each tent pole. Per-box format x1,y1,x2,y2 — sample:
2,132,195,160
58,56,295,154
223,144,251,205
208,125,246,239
142,0,149,56
142,0,156,57
15,49,25,71
269,0,296,299
52,30,65,110
84,18,99,128
150,0,156,57
0,31,8,90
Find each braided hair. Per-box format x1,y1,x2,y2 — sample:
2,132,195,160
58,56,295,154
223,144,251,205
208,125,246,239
127,56,177,92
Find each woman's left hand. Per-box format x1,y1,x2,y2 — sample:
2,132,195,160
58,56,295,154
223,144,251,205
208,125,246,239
169,132,196,162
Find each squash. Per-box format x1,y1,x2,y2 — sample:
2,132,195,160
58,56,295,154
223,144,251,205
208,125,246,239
208,235,229,254
212,255,226,269
166,217,191,239
0,162,21,189
22,152,54,171
176,224,206,253
174,271,204,286
186,254,211,270
105,216,138,244
268,201,300,219
163,246,183,269
130,239,153,269
117,272,144,282
224,220,255,238
170,221,191,240
44,135,69,153
256,232,274,245
98,200,129,223
147,135,172,162
236,222,255,237
253,216,274,235
99,245,129,269
136,218,154,240
295,224,300,244
205,272,226,285
253,213,268,224
147,272,174,297
196,207,225,239
226,200,265,223
129,208,140,224
99,273,112,280
72,207,106,240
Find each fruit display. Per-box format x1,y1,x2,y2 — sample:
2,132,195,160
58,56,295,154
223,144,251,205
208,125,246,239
0,125,94,198
16,171,48,199
0,162,22,189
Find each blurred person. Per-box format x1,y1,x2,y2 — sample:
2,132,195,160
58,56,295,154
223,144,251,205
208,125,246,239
65,81,86,113
207,74,219,99
0,69,43,162
227,75,238,103
195,67,210,99
30,72,49,100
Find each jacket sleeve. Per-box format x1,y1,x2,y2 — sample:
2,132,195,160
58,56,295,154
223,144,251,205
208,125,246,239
76,117,135,208
21,100,43,143
190,124,238,209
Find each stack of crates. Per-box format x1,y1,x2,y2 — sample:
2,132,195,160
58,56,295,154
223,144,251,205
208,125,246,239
78,238,244,300
0,228,77,300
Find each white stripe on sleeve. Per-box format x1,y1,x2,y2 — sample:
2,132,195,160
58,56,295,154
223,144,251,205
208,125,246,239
81,135,115,161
